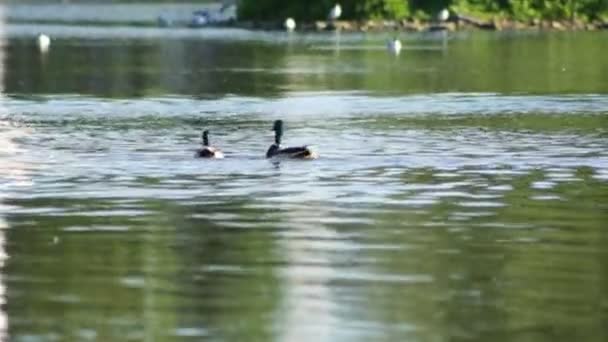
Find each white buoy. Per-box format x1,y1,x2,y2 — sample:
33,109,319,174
438,8,450,22
284,17,296,31
329,3,342,21
387,38,402,55
37,33,51,53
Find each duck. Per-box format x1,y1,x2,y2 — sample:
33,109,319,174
266,120,318,159
196,130,224,159
37,33,51,53
328,3,342,21
387,37,402,55
284,17,296,31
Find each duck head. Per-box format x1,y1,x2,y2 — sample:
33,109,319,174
202,130,210,146
272,120,283,144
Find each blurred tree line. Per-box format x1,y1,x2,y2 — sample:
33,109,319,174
238,0,608,21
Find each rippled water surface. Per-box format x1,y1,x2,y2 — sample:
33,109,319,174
1,4,608,342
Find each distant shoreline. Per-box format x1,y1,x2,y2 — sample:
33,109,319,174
4,1,607,33
8,17,608,32
234,16,608,32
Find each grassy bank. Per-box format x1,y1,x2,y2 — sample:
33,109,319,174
238,0,608,23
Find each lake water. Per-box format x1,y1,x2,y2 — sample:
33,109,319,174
1,4,608,342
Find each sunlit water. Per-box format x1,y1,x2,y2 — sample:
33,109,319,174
1,5,608,342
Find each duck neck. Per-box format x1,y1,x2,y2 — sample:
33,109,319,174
274,130,282,145
203,132,209,146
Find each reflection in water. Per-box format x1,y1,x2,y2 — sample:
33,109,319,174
5,25,608,96
278,200,338,342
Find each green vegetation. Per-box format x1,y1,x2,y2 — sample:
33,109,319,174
238,0,608,22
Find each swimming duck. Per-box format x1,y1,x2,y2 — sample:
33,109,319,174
196,130,224,159
387,37,402,55
266,120,318,159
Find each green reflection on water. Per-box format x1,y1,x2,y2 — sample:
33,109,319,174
5,198,283,341
6,31,608,97
359,168,608,341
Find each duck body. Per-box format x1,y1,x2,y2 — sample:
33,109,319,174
196,130,224,159
266,120,318,159
197,146,224,159
266,144,317,159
